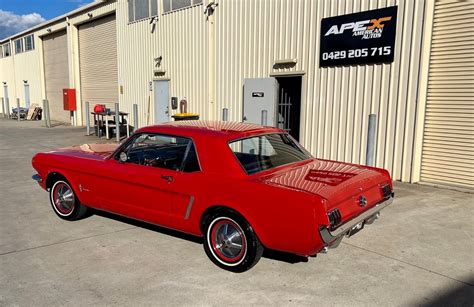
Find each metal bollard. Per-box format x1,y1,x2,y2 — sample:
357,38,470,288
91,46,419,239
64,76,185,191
261,110,268,126
115,103,120,142
366,114,377,167
133,103,138,130
85,101,91,135
6,98,10,118
43,99,51,128
43,100,47,127
16,98,20,121
222,108,229,121
1,97,4,118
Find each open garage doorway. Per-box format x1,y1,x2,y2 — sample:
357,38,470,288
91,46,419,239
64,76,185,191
276,76,302,141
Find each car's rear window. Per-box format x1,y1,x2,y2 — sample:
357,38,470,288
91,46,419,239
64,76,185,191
229,133,311,175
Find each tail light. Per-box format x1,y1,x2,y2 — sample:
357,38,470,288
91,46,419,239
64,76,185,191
381,184,393,199
327,208,342,230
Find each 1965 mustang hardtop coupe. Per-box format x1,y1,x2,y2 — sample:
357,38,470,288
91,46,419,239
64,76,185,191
32,121,394,272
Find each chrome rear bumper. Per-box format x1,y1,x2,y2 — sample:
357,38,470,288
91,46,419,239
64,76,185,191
319,195,394,247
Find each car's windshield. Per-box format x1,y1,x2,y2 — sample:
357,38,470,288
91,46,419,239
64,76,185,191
229,133,312,175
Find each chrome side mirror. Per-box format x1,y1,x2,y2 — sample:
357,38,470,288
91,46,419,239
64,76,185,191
119,152,128,163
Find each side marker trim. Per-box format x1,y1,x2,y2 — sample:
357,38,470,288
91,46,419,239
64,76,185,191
184,196,194,220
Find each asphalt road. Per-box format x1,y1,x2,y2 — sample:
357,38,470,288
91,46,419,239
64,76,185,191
0,118,473,306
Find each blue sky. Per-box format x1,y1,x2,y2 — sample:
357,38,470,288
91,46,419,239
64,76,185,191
0,0,94,39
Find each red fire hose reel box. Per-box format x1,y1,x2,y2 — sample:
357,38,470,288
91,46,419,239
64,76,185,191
63,88,76,111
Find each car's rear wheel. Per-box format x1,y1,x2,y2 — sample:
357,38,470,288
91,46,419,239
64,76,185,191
49,180,89,221
203,211,263,272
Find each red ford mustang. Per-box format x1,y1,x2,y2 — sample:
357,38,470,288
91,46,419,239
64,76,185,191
32,121,394,272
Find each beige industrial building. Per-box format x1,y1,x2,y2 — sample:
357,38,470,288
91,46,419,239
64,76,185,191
0,0,473,190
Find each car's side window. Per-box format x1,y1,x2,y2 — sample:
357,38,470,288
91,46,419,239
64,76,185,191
121,133,189,171
182,142,200,173
118,133,201,172
229,133,310,174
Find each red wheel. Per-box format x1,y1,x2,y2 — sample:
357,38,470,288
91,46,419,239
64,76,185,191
209,218,247,265
203,210,263,272
49,179,89,221
51,181,75,216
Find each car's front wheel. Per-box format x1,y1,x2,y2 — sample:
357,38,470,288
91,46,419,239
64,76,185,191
203,211,264,272
49,180,89,221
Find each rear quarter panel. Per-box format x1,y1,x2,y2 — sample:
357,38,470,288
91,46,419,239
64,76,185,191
188,175,325,256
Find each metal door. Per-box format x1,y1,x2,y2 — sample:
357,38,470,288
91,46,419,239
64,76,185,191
243,78,278,125
79,14,118,126
154,80,170,123
24,84,30,108
276,76,302,140
419,1,474,189
42,30,69,123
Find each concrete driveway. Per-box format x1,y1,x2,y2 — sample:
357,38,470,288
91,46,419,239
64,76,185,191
0,118,472,306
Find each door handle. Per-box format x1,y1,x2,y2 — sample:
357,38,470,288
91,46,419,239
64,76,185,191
160,175,173,183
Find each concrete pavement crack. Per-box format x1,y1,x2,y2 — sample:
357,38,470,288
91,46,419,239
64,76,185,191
0,226,137,256
342,241,473,287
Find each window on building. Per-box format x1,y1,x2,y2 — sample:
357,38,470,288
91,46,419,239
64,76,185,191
15,39,24,54
129,0,158,22
0,46,3,59
163,0,202,13
24,35,34,51
14,39,24,54
3,43,11,57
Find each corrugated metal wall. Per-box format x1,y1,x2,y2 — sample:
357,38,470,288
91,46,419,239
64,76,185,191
0,0,433,184
420,0,474,189
0,56,16,109
12,37,43,108
214,0,426,182
115,0,208,128
0,36,43,109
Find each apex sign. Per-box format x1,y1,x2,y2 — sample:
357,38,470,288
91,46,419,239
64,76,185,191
319,6,398,67
324,16,393,39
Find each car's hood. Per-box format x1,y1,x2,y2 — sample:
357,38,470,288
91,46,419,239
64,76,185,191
258,158,389,204
50,143,119,160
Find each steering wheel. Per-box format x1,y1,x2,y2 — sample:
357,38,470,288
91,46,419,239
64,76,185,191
144,156,161,167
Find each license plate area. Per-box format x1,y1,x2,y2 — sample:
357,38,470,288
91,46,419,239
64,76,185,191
346,222,365,237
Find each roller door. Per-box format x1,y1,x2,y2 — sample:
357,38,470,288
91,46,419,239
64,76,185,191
420,0,474,189
78,14,118,125
42,30,70,123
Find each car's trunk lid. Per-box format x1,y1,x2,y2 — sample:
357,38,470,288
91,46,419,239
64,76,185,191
258,158,392,225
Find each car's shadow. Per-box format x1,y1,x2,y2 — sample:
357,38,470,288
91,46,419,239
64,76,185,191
94,210,309,264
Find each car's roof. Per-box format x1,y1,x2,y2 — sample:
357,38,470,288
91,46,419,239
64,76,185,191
137,120,283,140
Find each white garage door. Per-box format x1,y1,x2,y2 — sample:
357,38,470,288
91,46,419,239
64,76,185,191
420,1,474,189
78,14,118,125
42,30,70,123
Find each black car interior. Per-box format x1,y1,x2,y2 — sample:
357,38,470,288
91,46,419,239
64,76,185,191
118,133,200,172
127,144,189,170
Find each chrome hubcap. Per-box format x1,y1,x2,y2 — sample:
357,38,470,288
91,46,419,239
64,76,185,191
54,183,75,214
213,222,243,259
